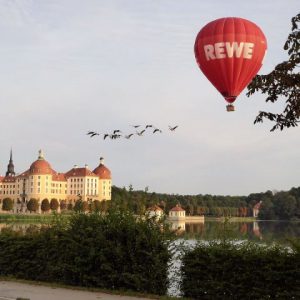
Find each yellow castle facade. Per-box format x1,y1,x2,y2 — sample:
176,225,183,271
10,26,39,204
0,150,112,213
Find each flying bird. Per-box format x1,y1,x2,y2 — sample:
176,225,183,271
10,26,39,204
132,125,140,128
153,128,162,134
137,130,145,136
113,130,121,134
87,131,100,137
145,125,153,129
103,134,110,140
125,134,134,139
111,134,121,139
169,125,178,131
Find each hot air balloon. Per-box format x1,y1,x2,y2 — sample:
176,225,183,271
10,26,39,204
194,17,267,111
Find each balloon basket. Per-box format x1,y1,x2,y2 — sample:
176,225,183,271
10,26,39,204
226,104,235,112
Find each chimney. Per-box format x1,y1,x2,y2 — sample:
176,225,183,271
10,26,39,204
85,164,89,169
74,164,78,169
100,157,104,165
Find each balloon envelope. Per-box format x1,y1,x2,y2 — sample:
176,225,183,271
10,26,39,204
194,17,267,105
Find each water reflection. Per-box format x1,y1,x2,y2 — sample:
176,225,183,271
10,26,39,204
0,220,299,244
172,220,300,243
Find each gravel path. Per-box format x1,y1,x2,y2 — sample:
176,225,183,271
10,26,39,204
0,281,152,300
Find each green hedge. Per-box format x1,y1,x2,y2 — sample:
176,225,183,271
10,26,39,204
0,211,172,295
181,242,300,299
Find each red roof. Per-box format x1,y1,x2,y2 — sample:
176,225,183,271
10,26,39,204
65,167,98,178
170,205,185,212
52,173,67,181
29,159,56,175
2,176,16,183
93,164,111,179
17,170,30,178
147,205,163,212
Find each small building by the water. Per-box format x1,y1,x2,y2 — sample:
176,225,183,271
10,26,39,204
169,204,185,220
253,201,262,218
146,205,164,219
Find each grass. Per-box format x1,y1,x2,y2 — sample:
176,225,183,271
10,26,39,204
0,276,189,300
0,213,71,223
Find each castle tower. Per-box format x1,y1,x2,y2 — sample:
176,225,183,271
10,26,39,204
6,148,15,177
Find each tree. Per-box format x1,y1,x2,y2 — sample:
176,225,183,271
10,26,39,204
27,198,39,213
273,193,296,220
2,198,13,211
93,200,101,212
258,198,276,220
41,198,50,213
247,13,300,131
60,200,67,210
50,198,59,211
81,201,89,212
74,200,83,212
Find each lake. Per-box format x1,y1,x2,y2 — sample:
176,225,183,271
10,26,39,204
1,219,299,244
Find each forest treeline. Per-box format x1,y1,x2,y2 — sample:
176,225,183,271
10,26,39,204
111,186,300,220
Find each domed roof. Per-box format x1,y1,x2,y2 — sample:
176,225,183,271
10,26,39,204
170,204,185,212
29,150,55,175
93,157,111,179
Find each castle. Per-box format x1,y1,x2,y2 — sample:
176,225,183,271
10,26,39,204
0,150,112,213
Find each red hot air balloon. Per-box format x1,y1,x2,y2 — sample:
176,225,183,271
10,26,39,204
194,17,267,111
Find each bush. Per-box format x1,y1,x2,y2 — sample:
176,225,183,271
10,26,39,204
181,242,300,299
60,200,67,210
41,199,50,213
50,198,59,211
27,199,39,212
74,200,82,212
0,210,172,295
2,198,13,211
93,200,101,212
81,201,89,212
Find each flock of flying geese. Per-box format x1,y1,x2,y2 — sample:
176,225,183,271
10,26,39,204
87,125,178,140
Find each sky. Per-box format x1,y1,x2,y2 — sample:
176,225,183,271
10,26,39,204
0,0,299,196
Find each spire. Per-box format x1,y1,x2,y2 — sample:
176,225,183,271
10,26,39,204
38,149,44,160
6,148,15,177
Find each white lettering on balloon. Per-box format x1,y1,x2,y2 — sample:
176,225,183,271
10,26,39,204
204,42,254,61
